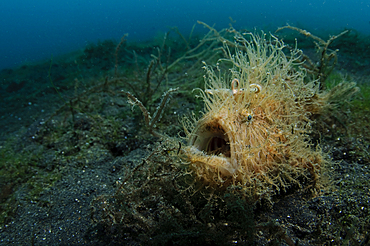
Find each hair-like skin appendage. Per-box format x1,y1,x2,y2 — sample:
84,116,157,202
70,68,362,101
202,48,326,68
183,32,327,200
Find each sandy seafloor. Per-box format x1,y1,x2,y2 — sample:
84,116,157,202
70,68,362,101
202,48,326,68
0,26,369,245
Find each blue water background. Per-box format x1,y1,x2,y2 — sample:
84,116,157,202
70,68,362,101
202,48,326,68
0,0,369,70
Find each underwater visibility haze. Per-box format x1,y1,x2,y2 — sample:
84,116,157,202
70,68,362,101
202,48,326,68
0,0,370,245
0,0,369,69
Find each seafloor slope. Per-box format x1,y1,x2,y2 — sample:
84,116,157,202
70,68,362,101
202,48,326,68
0,25,369,245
